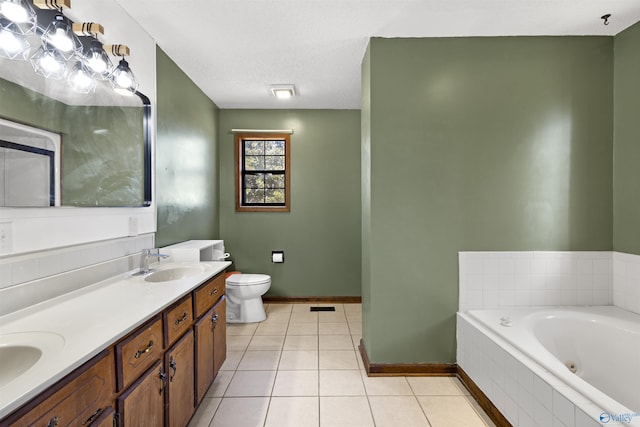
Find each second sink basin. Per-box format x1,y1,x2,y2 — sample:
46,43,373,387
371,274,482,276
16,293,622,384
0,332,65,388
144,266,205,283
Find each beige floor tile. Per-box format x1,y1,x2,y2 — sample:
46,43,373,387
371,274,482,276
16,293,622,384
320,396,374,427
220,351,244,371
264,311,291,323
368,396,430,427
265,397,320,427
287,322,318,335
206,370,234,397
408,376,466,396
272,370,319,396
347,324,362,335
278,350,319,370
188,397,221,427
283,335,319,350
292,303,316,313
267,303,293,313
361,375,413,395
318,311,347,323
319,322,350,335
226,335,251,351
418,396,489,427
255,321,289,336
291,312,319,323
247,335,285,351
226,323,259,336
319,370,365,396
319,334,354,350
225,370,276,396
343,303,362,312
319,350,359,370
237,350,281,370
210,397,270,427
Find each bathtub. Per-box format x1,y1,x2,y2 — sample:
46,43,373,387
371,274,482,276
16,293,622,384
460,306,640,425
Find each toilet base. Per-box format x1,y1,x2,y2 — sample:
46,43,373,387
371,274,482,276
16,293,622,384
226,297,267,323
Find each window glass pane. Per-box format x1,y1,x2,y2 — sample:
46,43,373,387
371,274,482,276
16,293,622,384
245,189,264,204
244,173,264,189
265,189,285,204
265,173,284,189
244,155,265,170
264,155,285,170
244,140,264,155
265,140,285,155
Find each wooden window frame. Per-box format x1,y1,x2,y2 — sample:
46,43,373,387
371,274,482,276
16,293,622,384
235,133,290,212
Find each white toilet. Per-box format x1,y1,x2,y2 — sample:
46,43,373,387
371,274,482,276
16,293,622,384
225,274,271,323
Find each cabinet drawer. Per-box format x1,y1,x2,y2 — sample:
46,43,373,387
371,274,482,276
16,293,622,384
164,296,193,347
115,316,163,391
193,273,225,318
2,350,115,427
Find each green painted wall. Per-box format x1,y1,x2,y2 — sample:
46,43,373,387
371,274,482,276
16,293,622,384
613,22,640,255
363,37,614,363
155,47,220,247
219,110,361,297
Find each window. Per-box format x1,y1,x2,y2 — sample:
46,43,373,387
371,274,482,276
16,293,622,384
235,133,290,212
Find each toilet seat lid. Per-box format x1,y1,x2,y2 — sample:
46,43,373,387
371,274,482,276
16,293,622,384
226,274,271,286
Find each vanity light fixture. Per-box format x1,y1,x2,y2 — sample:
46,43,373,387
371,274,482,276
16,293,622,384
270,84,296,99
73,23,112,79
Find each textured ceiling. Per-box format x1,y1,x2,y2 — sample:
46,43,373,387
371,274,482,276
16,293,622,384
115,0,640,109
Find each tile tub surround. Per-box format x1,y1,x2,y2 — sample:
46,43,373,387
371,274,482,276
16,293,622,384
0,234,154,315
189,303,496,427
458,251,613,311
613,252,640,316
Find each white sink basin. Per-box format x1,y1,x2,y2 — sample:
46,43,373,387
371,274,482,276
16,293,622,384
0,332,65,388
144,266,205,283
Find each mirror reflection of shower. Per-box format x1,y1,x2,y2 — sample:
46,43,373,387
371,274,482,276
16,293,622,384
0,117,61,207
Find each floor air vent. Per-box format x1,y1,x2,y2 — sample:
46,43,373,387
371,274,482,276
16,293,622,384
310,306,335,312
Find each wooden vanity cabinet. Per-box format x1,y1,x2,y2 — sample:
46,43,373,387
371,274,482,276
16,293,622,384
0,349,115,427
194,306,216,403
165,331,195,427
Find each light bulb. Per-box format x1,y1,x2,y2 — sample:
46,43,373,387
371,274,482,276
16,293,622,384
39,52,62,72
68,64,96,93
48,27,73,52
0,1,28,23
0,27,21,53
115,71,132,88
87,53,107,73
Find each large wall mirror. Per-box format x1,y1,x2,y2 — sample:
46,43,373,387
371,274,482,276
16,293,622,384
0,63,151,207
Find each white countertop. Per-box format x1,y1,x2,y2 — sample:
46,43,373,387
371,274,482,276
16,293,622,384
0,260,231,419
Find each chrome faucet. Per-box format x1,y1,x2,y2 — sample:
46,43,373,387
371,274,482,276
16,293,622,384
139,248,169,275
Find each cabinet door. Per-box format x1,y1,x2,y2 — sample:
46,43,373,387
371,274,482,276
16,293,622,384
116,361,165,427
194,307,215,405
2,350,115,427
165,330,195,427
212,296,227,377
87,406,114,427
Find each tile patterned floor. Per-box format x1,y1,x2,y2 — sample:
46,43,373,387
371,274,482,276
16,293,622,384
189,303,496,427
